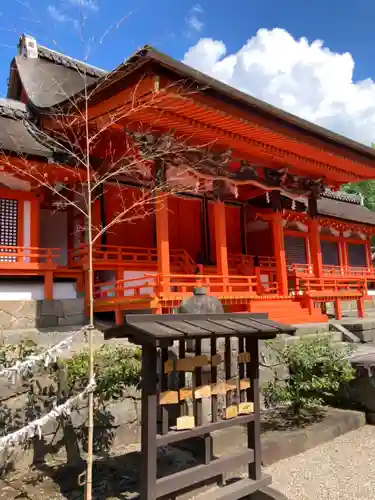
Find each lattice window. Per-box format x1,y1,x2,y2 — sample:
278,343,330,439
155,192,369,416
0,198,18,262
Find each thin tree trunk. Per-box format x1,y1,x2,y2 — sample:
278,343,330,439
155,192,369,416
85,93,95,500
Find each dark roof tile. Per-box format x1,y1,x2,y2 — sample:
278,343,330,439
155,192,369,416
0,98,57,157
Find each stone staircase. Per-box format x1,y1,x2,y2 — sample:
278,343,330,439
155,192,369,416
249,298,328,324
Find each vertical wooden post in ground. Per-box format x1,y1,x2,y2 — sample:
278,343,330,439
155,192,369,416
140,343,158,500
213,202,229,289
155,195,170,296
271,212,288,296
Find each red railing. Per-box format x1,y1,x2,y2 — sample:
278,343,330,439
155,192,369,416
323,265,374,277
294,276,367,295
93,272,279,301
69,244,196,273
288,263,313,275
0,245,60,267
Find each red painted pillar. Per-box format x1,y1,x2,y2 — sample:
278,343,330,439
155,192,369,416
271,212,288,296
213,202,229,277
156,196,170,295
365,238,373,272
309,219,323,277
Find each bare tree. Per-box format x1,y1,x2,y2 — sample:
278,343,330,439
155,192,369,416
0,21,222,499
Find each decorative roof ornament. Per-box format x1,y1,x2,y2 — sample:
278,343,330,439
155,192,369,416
18,34,38,59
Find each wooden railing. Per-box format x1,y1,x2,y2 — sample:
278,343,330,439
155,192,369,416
323,265,374,277
288,263,313,275
93,272,279,300
0,245,60,267
228,253,276,270
294,276,367,295
69,244,196,273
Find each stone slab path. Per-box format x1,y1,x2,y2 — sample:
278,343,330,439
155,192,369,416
267,425,375,500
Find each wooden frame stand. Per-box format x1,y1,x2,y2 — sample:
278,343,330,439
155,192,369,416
105,313,295,500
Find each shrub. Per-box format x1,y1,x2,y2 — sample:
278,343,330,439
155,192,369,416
262,337,355,417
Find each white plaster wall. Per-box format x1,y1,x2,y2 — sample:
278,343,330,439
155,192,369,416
0,281,77,300
40,210,68,265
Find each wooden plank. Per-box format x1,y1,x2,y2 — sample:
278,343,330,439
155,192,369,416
155,449,255,498
165,320,209,335
211,353,222,366
176,415,195,430
211,382,227,395
176,357,196,372
187,319,234,334
194,385,212,399
159,391,179,405
194,354,210,368
179,388,193,401
156,414,255,447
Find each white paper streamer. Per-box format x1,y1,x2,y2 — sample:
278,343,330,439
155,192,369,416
0,377,96,452
0,327,86,383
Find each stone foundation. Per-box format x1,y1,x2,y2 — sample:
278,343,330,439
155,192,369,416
0,299,86,330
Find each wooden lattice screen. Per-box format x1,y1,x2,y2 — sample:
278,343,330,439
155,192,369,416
0,198,18,262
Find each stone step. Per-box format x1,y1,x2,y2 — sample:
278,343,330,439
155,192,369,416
283,330,342,344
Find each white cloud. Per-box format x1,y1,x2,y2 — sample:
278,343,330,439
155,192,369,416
68,0,99,11
186,4,204,33
47,5,70,23
183,28,375,146
47,5,79,29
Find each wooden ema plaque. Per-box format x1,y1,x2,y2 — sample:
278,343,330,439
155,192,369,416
225,405,239,419
238,352,250,364
194,385,212,399
159,391,179,405
176,415,195,430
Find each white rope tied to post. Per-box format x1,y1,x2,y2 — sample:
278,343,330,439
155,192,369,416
0,327,86,383
0,377,96,452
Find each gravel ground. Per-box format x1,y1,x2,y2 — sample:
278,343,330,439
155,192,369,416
267,425,375,500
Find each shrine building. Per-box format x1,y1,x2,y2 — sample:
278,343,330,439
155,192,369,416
1,34,375,325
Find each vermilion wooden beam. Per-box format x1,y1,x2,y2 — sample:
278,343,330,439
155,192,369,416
213,202,229,277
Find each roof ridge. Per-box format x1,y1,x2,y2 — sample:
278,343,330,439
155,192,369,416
37,44,107,78
0,98,30,120
322,188,363,205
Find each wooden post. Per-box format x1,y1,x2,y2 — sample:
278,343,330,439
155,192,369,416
271,212,288,296
213,202,229,277
140,343,158,500
155,196,170,295
308,219,323,277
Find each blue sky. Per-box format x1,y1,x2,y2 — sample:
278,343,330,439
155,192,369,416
1,0,375,143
